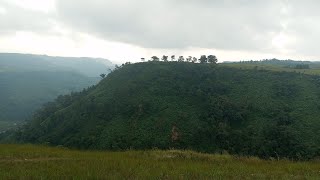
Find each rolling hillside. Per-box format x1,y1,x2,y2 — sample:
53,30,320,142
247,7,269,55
8,61,320,160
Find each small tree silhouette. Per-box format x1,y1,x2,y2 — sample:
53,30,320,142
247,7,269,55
100,73,106,79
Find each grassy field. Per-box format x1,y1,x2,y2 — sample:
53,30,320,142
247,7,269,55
0,145,319,179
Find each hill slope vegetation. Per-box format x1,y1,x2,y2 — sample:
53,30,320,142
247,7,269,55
9,62,320,160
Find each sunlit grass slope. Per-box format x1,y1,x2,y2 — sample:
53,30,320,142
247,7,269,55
0,144,319,179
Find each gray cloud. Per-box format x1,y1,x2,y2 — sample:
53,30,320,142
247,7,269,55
55,0,288,51
2,0,320,58
0,1,53,35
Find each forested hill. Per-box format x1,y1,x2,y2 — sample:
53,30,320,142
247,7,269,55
9,62,320,160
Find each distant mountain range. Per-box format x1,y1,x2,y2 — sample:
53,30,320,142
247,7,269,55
0,53,114,127
0,53,114,77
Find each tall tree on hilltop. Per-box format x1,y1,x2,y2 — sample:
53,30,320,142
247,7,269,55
151,56,160,61
171,55,175,61
186,56,192,62
192,57,198,63
208,55,218,64
199,55,208,63
162,55,169,62
178,56,185,62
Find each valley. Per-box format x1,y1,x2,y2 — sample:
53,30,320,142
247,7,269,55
0,53,113,125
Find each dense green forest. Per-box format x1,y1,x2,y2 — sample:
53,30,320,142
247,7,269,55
0,53,113,129
5,61,320,160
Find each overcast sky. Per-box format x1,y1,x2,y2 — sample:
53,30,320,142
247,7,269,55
1,0,320,63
